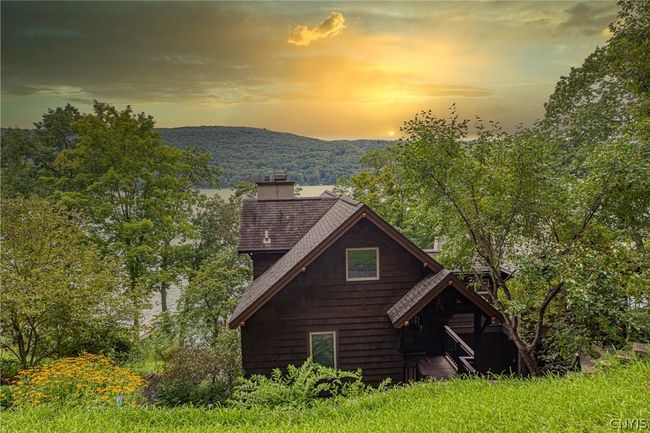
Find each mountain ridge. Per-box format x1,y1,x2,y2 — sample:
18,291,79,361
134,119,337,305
157,126,392,187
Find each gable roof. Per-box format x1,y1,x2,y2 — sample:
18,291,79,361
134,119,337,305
228,196,445,328
238,196,338,252
387,270,503,328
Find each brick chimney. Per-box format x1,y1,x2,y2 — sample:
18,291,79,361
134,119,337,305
256,174,295,199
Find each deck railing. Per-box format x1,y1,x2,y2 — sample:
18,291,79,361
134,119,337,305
443,325,477,374
403,351,425,381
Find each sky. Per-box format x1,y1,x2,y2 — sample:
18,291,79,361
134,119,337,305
1,1,617,139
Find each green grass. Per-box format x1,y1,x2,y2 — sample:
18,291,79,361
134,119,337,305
2,361,649,433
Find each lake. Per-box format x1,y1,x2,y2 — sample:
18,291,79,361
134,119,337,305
200,184,335,199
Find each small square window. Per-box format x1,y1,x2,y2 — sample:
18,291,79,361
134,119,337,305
310,332,336,368
346,248,379,281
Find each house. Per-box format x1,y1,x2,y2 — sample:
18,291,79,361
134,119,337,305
228,177,518,384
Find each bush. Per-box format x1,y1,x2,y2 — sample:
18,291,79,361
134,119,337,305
230,359,382,409
144,345,240,407
11,354,144,407
0,358,22,385
0,386,13,409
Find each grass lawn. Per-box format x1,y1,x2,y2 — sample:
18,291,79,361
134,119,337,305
2,361,649,433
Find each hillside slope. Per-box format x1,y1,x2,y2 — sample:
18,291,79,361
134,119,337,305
3,361,648,433
157,126,391,187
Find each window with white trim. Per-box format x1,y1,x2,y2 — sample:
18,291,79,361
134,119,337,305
346,248,379,281
309,331,336,368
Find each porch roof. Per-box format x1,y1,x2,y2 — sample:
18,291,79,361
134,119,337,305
387,269,503,328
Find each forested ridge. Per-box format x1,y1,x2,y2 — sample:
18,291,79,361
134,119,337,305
157,126,391,186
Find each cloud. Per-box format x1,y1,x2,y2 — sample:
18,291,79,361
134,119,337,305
557,2,617,36
287,11,345,46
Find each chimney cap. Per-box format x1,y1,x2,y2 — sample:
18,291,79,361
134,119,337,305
255,172,293,185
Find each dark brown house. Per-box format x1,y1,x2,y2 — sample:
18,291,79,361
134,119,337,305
228,178,518,384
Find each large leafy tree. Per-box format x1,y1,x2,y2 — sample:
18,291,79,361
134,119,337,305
1,104,81,197
543,0,650,251
54,101,216,333
0,196,129,368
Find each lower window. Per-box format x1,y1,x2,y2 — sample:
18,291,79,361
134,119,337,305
309,331,337,368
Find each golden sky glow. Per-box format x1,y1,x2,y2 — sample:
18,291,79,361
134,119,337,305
1,2,616,138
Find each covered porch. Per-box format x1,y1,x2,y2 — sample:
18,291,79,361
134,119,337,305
387,269,518,381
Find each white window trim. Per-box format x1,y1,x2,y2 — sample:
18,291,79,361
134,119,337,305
346,247,380,281
309,331,337,369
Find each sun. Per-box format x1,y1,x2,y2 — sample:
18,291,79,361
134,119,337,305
388,130,396,137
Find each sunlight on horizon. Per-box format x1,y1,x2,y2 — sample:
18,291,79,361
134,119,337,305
1,1,616,138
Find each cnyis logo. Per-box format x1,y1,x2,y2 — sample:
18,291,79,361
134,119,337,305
609,418,649,430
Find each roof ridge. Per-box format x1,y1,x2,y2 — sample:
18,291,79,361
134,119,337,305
243,196,339,202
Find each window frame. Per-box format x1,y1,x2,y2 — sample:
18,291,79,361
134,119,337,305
345,247,380,281
309,331,337,369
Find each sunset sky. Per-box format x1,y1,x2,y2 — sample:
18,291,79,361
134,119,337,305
1,1,617,139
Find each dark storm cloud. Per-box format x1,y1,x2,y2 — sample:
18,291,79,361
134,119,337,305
1,2,287,102
557,2,617,36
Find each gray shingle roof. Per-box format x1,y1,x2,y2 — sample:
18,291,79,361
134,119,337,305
229,197,363,326
237,197,339,252
387,269,451,326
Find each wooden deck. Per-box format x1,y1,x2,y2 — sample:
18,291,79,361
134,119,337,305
417,356,458,379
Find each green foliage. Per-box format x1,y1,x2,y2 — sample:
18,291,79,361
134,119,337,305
230,359,373,409
158,126,390,187
187,189,251,274
0,104,81,197
334,146,435,247
179,248,251,345
0,386,13,409
145,343,241,407
0,196,131,368
53,101,217,331
0,358,22,385
2,361,648,432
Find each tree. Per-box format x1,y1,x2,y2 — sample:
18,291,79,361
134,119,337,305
1,104,81,197
179,247,251,346
187,182,255,277
54,101,216,334
543,0,650,251
334,147,435,247
0,196,129,368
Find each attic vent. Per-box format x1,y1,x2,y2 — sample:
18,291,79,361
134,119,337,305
263,230,271,245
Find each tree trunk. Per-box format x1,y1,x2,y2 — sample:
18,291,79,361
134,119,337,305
160,282,168,312
508,330,542,376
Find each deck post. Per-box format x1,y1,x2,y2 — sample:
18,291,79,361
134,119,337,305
473,311,481,352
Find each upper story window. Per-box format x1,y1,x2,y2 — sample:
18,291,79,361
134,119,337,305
346,247,379,281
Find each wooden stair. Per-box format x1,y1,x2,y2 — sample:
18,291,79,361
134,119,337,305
417,356,458,379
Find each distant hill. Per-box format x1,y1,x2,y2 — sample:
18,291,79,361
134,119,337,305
157,126,391,187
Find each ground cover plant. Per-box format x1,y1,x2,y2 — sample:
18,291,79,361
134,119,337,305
9,354,144,407
1,360,648,433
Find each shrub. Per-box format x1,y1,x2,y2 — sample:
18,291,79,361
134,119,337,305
145,345,240,407
0,386,13,409
11,354,144,407
230,359,380,409
0,358,22,385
